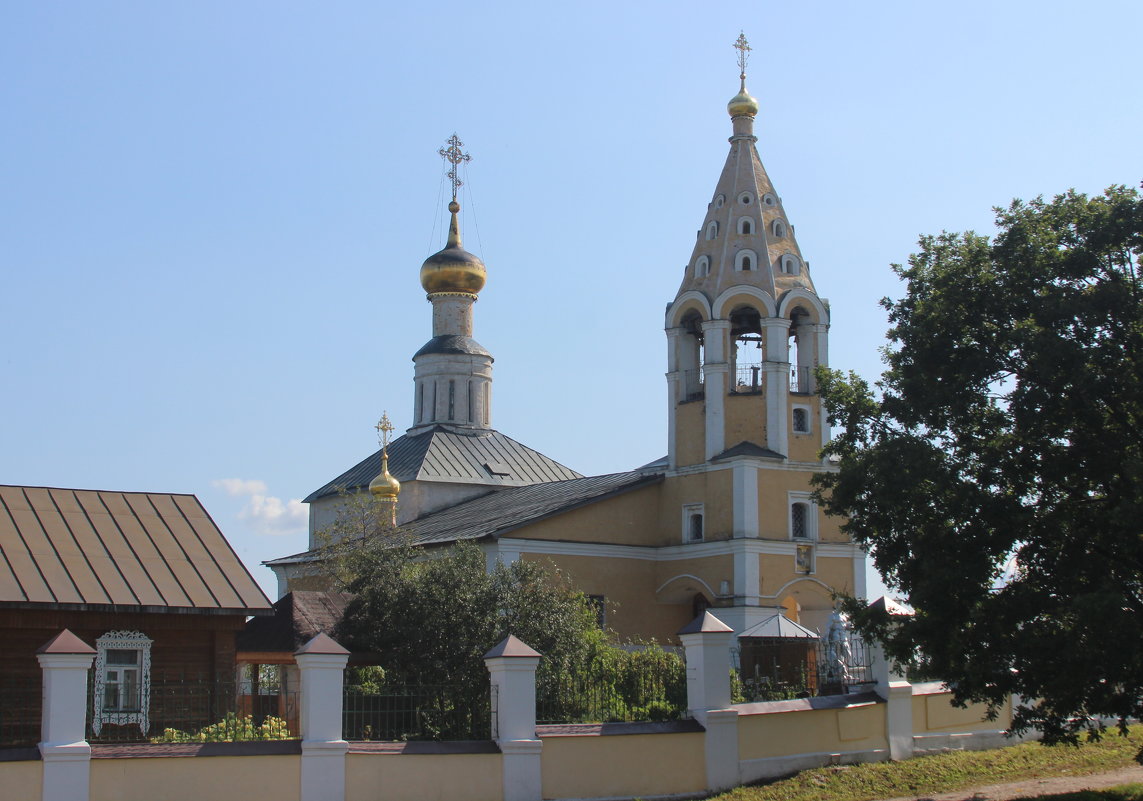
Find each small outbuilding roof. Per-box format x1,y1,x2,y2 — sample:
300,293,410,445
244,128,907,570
739,612,819,640
238,590,353,654
0,485,272,614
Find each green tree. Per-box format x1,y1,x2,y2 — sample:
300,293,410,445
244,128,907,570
815,186,1143,745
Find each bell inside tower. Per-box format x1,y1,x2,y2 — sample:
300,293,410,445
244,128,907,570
730,306,764,394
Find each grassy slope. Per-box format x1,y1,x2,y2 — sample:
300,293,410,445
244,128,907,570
714,727,1143,801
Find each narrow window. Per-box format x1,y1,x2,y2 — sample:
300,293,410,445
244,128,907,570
484,386,490,425
432,383,438,420
415,384,423,423
448,380,455,421
588,595,606,628
689,513,704,541
773,220,785,238
467,381,473,423
792,407,809,433
791,503,808,539
739,218,753,235
695,255,710,277
705,221,719,240
741,255,752,270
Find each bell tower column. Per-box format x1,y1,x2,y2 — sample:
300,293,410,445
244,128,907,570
763,317,790,454
701,319,730,460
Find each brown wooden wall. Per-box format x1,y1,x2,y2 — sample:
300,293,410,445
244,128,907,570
0,608,247,685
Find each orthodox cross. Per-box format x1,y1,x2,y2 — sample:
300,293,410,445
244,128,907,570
734,32,752,80
375,412,394,456
438,133,472,202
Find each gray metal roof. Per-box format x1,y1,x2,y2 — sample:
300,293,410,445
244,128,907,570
712,441,787,461
303,425,583,503
412,334,491,359
271,470,662,565
739,612,819,639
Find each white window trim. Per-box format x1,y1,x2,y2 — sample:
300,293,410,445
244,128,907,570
734,248,758,272
792,403,812,434
788,492,818,541
738,192,754,205
705,221,719,240
772,219,786,238
737,216,754,235
93,630,153,736
781,253,801,274
695,255,710,277
682,502,705,543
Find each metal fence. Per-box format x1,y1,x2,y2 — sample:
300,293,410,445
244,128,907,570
733,363,764,393
86,673,299,743
732,635,873,702
535,660,687,725
0,677,41,748
343,683,493,741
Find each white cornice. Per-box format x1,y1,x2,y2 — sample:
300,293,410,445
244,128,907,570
496,536,860,562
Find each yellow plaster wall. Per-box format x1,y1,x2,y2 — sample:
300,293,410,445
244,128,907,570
659,471,733,541
787,397,821,463
912,692,1012,733
346,753,501,801
755,468,846,543
0,758,41,799
724,393,766,450
675,401,706,467
738,704,887,760
90,755,300,801
541,733,706,799
520,553,687,642
655,554,734,603
513,484,664,546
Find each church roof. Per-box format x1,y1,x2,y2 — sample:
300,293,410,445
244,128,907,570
237,590,353,654
271,470,662,565
304,425,583,503
712,441,787,461
0,484,272,614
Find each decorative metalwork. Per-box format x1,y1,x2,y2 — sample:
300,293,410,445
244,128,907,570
92,630,152,736
734,31,752,80
438,133,472,201
375,411,394,455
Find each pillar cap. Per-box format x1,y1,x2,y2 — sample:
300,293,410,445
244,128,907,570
483,634,541,659
295,632,350,657
678,610,733,636
36,629,95,655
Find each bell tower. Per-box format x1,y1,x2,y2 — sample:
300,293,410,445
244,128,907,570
665,34,830,469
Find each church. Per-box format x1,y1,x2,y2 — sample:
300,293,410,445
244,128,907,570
266,38,866,643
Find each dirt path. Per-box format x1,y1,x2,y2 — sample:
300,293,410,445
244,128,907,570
879,765,1143,801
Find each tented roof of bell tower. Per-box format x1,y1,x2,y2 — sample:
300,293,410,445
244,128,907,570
673,61,816,308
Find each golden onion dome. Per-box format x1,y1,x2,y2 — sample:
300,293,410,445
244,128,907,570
368,452,401,500
420,200,487,296
727,74,759,118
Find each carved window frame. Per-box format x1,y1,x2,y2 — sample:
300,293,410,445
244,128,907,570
93,630,153,736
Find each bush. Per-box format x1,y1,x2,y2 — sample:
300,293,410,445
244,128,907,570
151,713,293,743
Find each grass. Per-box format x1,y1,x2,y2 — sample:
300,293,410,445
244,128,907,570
712,727,1143,801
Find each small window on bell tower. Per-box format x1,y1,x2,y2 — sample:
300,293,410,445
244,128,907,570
682,503,705,542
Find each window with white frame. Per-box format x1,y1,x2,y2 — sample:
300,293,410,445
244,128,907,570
695,255,710,277
738,217,754,235
705,221,719,240
93,631,152,735
735,249,758,272
682,503,705,542
792,405,811,434
772,219,786,238
788,493,818,541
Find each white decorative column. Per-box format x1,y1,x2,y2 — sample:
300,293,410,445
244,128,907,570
763,317,790,455
295,633,350,801
36,629,96,801
679,612,740,791
868,616,913,761
484,636,542,801
678,611,733,724
702,319,731,460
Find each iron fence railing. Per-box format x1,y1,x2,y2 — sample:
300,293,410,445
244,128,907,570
682,368,705,401
733,363,764,394
732,635,873,702
536,661,687,725
86,673,299,743
0,677,41,748
343,683,492,741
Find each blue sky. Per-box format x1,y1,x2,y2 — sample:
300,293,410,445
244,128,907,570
3,1,1140,603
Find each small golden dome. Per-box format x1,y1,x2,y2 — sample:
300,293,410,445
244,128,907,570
369,452,401,500
420,201,487,296
728,80,759,118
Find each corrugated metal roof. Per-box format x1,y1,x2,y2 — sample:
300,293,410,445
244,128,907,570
303,425,583,503
270,470,662,565
0,485,272,614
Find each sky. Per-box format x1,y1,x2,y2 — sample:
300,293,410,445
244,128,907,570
3,1,1140,604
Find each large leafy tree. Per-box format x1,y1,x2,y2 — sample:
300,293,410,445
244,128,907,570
815,186,1143,744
